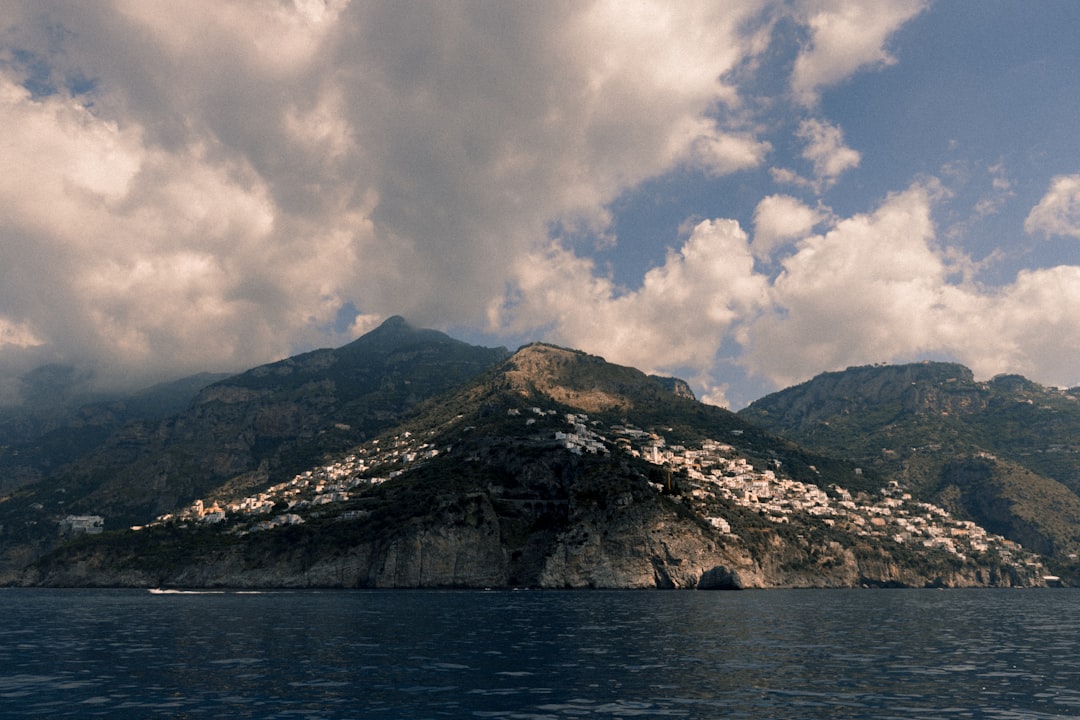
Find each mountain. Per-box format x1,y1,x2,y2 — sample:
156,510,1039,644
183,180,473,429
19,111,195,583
20,346,1049,589
0,317,509,577
0,364,103,444
739,362,1080,577
0,371,231,493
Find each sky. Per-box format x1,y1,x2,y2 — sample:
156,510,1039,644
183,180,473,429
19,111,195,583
1,1,1079,408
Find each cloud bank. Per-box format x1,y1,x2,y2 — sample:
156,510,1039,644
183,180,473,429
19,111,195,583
1,1,1078,406
500,182,1080,404
1,0,775,388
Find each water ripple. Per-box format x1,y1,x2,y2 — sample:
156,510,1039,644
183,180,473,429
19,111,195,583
1,588,1079,718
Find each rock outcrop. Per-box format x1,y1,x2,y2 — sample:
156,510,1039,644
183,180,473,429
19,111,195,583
8,335,1060,590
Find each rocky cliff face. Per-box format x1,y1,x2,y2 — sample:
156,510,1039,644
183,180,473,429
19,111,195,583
739,361,1080,578
23,428,1041,590
0,317,510,576
0,371,230,494
26,501,1037,590
10,341,1058,590
739,362,981,432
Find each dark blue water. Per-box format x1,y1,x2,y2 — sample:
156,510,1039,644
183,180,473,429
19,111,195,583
1,588,1078,719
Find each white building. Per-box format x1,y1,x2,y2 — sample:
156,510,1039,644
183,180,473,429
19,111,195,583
60,515,104,536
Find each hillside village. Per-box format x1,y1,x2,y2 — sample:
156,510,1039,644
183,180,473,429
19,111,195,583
12,322,1077,590
152,405,1047,580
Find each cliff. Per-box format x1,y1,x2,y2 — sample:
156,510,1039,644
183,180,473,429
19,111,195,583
740,362,1080,579
0,317,509,579
20,346,1047,589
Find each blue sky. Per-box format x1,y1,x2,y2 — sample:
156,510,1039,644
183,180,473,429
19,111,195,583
1,1,1078,407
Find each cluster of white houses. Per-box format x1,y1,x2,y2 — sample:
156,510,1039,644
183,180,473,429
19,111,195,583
555,412,609,455
550,412,1030,564
151,429,449,531
146,405,1034,567
595,416,1024,562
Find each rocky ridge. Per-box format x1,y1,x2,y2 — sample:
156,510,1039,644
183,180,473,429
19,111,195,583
0,317,509,578
24,345,1050,589
740,361,1080,578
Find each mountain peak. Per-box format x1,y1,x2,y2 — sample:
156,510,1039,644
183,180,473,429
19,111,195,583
494,343,692,414
354,314,417,341
339,315,461,356
740,361,982,430
14,333,1072,590
376,315,409,330
510,342,597,367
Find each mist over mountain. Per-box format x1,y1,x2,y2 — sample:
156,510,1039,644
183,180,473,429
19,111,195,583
0,370,233,492
0,364,110,445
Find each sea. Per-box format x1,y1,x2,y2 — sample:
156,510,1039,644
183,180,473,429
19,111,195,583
1,588,1078,719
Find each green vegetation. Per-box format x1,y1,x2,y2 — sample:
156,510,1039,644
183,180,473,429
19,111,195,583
739,362,1080,569
6,333,1073,588
0,317,509,579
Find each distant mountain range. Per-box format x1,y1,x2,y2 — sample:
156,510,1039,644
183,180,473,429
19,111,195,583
3,318,1077,588
739,362,1080,578
0,369,233,491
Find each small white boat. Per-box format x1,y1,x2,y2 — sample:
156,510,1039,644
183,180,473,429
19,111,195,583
148,588,224,594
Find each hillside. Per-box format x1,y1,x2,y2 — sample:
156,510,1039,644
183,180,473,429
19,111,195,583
22,346,1049,589
739,362,1080,577
0,371,231,492
0,317,509,577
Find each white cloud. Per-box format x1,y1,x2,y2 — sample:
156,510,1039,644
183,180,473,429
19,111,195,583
979,266,1080,384
790,0,928,105
0,65,371,386
942,162,1016,242
111,0,347,77
698,381,734,409
497,180,1080,397
688,128,772,177
768,119,859,194
347,313,386,340
744,183,1080,390
752,194,827,259
746,183,944,386
797,118,860,187
3,0,1077,406
769,166,814,191
0,77,142,234
0,1,777,389
1025,174,1080,239
493,219,769,381
0,316,42,349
